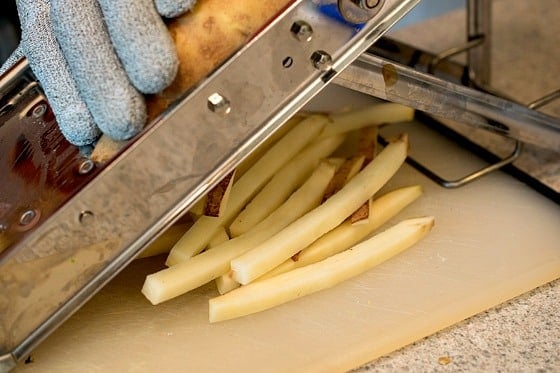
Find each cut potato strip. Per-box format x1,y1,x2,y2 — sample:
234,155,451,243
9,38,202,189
350,127,379,224
216,271,241,295
321,155,364,203
229,134,345,237
209,216,435,323
349,200,372,225
188,196,206,219
204,171,236,218
235,115,304,177
207,228,230,249
142,161,336,305
230,135,408,285
136,224,191,259
259,185,423,280
165,115,328,265
319,103,414,139
356,126,379,166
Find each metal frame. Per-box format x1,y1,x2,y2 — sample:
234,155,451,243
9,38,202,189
0,0,420,368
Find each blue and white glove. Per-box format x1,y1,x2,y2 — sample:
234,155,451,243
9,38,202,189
0,0,196,146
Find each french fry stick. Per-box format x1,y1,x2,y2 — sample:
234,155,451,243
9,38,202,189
207,228,230,249
350,127,379,224
235,115,304,177
229,134,345,237
136,224,191,259
209,216,435,322
215,270,241,295
142,161,336,305
259,185,422,280
165,115,328,265
319,103,414,139
321,155,364,203
230,135,408,285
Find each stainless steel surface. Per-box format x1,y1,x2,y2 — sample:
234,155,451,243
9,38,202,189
0,0,420,365
335,53,560,150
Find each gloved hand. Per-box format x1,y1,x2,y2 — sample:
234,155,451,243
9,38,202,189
0,0,196,146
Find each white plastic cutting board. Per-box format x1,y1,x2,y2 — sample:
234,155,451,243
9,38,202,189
15,88,560,372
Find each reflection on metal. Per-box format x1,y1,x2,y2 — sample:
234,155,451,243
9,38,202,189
338,0,386,24
528,89,560,110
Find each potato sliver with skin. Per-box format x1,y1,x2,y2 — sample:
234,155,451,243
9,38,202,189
209,216,435,323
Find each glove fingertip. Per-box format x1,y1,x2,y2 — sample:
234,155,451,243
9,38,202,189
155,0,197,18
95,93,147,141
56,108,102,146
129,43,179,94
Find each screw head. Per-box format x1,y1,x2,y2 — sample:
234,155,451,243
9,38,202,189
79,210,94,225
290,20,313,42
338,0,385,24
16,209,41,231
352,0,380,9
31,104,47,118
207,93,231,116
78,158,95,175
19,210,36,225
310,50,333,72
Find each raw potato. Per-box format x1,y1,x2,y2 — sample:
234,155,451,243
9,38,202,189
319,103,414,139
230,135,409,285
147,0,293,119
92,0,292,162
165,115,328,265
321,155,365,203
234,115,304,178
259,185,423,280
142,161,336,305
350,127,379,224
229,134,346,237
215,271,240,295
209,216,435,323
136,224,191,259
207,228,230,249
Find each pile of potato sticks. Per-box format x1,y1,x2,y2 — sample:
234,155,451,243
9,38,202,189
139,103,435,322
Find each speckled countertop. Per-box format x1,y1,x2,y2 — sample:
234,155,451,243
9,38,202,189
355,1,560,371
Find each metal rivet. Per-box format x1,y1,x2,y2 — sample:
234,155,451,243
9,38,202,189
32,104,47,118
78,158,95,175
290,20,313,42
351,0,380,9
282,56,294,68
310,50,333,72
20,210,36,225
207,93,231,116
79,210,94,225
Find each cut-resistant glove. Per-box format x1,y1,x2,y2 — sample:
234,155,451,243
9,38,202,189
0,0,196,146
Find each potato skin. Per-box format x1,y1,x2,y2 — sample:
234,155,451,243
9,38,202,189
147,0,292,119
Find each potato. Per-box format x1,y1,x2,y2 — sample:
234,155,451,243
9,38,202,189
147,0,292,119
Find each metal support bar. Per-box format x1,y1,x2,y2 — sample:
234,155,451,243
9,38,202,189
467,0,492,85
428,37,484,75
335,53,560,150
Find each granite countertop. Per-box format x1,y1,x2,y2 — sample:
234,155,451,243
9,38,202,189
356,0,559,371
